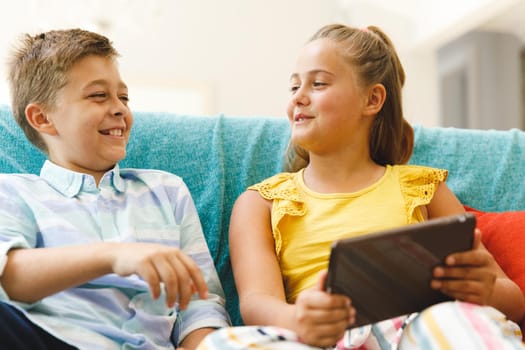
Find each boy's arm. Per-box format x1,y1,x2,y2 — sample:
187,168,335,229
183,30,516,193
1,242,209,307
1,243,113,302
171,183,230,344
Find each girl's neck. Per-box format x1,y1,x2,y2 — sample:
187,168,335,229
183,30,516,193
302,155,385,194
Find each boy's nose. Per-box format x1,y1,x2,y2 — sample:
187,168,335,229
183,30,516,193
110,98,128,117
110,108,126,118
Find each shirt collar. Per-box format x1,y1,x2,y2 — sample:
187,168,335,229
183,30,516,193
40,160,126,197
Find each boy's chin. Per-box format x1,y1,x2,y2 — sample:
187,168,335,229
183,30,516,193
101,155,126,169
109,150,127,162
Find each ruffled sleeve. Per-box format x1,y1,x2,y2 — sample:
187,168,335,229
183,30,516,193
397,165,448,221
248,172,305,255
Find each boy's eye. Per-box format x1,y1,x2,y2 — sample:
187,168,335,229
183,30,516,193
289,85,300,93
313,81,326,87
119,95,130,104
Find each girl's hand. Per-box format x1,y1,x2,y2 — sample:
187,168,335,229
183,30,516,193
431,229,498,305
293,270,354,348
109,243,208,310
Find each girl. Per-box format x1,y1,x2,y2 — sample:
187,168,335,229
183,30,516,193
200,24,525,349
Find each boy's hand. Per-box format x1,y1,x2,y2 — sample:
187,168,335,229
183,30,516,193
293,270,354,348
109,243,208,309
431,229,497,305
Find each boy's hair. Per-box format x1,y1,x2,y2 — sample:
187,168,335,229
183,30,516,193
285,24,414,172
7,28,119,153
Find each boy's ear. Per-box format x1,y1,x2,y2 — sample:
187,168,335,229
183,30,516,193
363,83,386,116
25,103,58,135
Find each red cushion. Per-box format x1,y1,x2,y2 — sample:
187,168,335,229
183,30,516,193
464,206,525,335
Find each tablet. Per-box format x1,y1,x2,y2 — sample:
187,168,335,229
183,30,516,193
325,213,476,328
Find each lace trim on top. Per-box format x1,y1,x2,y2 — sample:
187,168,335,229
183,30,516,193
248,166,448,255
248,173,305,255
398,165,448,222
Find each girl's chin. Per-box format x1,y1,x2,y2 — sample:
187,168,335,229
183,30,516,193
291,132,311,145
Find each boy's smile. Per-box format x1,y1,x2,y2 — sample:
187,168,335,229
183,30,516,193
99,128,124,136
38,55,133,184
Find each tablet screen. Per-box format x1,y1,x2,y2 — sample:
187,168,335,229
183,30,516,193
325,213,476,328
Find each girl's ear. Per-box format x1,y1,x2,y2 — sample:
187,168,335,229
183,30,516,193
363,83,386,116
25,103,58,135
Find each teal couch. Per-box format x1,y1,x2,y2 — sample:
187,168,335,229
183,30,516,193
1,104,524,327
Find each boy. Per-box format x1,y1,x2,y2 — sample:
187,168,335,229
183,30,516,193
0,28,230,349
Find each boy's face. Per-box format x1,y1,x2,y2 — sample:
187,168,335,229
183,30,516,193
43,55,132,178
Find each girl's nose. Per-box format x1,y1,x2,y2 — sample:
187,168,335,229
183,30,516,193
292,89,309,106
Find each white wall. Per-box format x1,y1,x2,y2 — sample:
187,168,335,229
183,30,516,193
438,31,523,129
116,1,345,117
0,0,523,128
0,0,344,118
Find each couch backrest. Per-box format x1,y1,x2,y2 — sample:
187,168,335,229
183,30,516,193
0,106,291,325
410,126,525,212
1,105,524,325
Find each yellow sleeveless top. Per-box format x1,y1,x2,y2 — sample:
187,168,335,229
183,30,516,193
248,164,447,303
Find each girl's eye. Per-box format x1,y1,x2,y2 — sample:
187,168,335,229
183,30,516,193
89,93,106,99
119,95,130,103
313,81,326,87
289,85,300,93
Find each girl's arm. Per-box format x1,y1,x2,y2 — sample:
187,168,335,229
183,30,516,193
177,327,216,350
427,182,525,323
229,190,352,347
229,190,296,327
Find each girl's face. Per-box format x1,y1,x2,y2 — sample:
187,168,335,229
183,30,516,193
287,38,371,155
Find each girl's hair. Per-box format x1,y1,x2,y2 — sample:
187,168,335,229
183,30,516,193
284,24,414,172
7,28,119,153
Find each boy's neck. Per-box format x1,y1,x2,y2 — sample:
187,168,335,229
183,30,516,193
47,159,116,187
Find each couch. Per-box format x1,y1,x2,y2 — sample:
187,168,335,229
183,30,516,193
0,104,524,332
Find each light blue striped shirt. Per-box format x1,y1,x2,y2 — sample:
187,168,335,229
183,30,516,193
0,160,230,349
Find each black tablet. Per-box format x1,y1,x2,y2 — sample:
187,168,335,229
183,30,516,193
325,213,476,328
